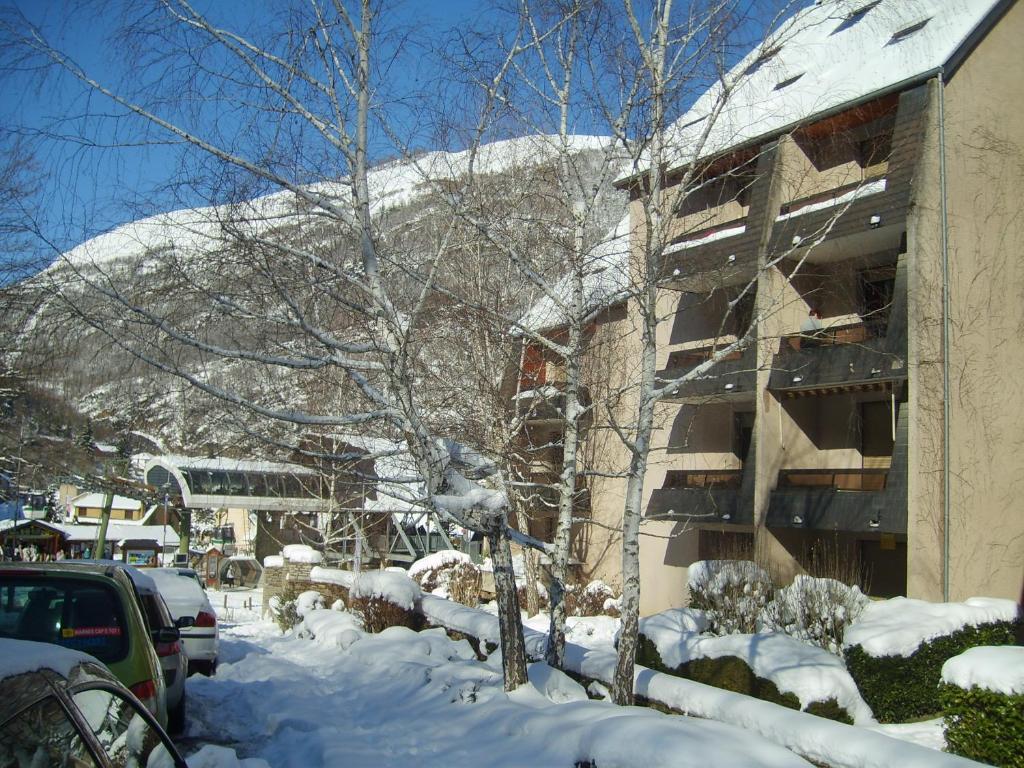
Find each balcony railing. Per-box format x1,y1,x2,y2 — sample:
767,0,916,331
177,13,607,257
663,469,742,490
778,468,888,492
782,321,875,351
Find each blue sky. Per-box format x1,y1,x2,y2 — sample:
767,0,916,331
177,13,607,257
0,0,800,268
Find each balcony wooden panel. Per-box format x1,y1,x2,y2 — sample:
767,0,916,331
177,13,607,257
778,468,889,491
663,469,742,490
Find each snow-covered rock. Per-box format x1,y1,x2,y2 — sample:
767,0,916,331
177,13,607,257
844,596,1019,658
520,662,589,704
941,646,1024,696
296,608,364,650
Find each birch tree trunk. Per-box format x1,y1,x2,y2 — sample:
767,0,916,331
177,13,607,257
487,526,529,688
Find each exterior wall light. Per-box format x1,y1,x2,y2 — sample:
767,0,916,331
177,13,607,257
869,214,882,228
793,375,803,383
792,514,803,525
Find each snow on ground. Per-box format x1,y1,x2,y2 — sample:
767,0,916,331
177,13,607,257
844,596,1019,657
522,612,621,652
187,597,811,767
868,719,947,753
941,645,1024,695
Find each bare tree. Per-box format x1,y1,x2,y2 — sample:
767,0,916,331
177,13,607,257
1,0,544,689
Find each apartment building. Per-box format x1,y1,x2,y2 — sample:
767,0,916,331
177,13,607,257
518,0,1023,615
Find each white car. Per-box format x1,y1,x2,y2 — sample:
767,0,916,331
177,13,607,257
149,568,219,676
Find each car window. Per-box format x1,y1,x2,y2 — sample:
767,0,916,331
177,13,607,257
139,594,172,632
0,695,99,768
72,688,177,768
0,580,129,664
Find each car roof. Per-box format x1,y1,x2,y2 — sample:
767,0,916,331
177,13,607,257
0,639,118,724
61,559,160,594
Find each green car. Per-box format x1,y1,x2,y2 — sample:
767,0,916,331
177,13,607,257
0,562,169,728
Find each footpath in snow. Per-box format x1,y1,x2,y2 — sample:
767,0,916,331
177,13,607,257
184,589,809,767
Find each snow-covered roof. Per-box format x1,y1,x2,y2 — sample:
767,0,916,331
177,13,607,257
518,214,632,334
69,492,143,510
148,454,318,476
627,0,1003,179
59,523,179,547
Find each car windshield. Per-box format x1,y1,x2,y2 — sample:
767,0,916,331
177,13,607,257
0,577,129,664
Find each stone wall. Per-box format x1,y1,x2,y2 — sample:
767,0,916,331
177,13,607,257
260,558,350,615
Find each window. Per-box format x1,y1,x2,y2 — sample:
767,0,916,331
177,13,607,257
831,1,882,35
0,696,98,768
0,580,128,664
859,266,895,336
888,19,930,44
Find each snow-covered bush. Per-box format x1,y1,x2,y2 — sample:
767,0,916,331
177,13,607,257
269,592,301,633
410,550,470,587
760,575,868,655
844,596,1020,722
636,615,873,725
350,571,422,633
940,646,1024,767
446,561,482,607
688,560,773,635
565,580,618,617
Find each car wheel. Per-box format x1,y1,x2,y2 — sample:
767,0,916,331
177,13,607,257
168,691,186,735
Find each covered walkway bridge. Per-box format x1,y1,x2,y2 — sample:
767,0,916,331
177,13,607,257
143,455,453,564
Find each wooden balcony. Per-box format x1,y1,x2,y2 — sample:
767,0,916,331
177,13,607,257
778,468,888,492
663,469,742,490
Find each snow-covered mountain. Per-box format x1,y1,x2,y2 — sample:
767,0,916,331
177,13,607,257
6,134,627,457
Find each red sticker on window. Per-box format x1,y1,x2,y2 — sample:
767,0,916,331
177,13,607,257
62,626,122,638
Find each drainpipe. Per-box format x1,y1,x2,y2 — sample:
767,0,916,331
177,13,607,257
938,70,952,602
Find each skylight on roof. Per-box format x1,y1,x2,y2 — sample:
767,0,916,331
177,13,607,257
774,73,804,91
831,1,882,35
888,18,931,44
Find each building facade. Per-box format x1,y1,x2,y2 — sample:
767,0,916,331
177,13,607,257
546,0,1024,614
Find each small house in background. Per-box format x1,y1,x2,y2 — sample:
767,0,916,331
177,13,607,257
69,492,144,524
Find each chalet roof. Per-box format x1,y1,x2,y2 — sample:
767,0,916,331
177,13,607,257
69,493,143,511
622,0,1005,182
151,454,318,476
517,213,632,334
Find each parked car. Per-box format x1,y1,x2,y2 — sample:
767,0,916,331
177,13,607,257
0,637,187,767
150,568,219,676
50,559,190,732
0,562,169,728
134,578,189,734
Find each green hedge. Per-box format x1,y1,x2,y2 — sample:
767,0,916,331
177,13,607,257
940,682,1024,767
637,632,853,724
845,620,1018,723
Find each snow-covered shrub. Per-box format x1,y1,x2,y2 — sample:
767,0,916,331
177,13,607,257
565,580,618,617
409,550,473,592
295,590,326,617
940,646,1024,767
844,596,1020,723
517,581,548,612
760,575,868,655
446,561,482,607
688,560,773,635
268,589,302,633
636,620,872,725
350,571,422,633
